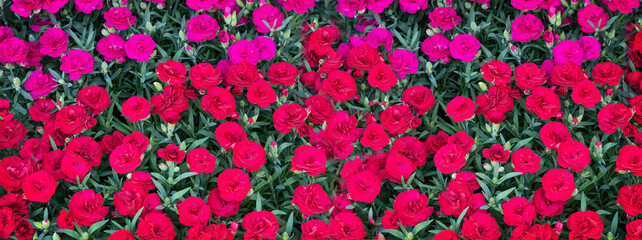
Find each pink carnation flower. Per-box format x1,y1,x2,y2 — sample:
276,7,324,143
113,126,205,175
228,40,259,65
104,7,136,31
511,0,543,11
335,0,366,17
577,4,609,33
450,34,480,62
186,14,220,42
60,49,94,81
367,0,393,13
252,4,284,33
364,28,393,52
125,34,156,62
10,0,41,17
577,36,601,61
43,0,69,13
279,0,315,14
399,0,428,14
428,7,461,31
252,36,277,62
74,0,104,14
605,0,639,14
24,70,58,99
421,34,451,62
212,0,236,9
552,40,584,65
186,0,215,11
389,49,418,80
97,34,127,62
39,27,69,57
0,37,27,63
511,14,544,42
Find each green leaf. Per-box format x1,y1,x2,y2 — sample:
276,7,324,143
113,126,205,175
285,212,294,234
88,220,109,234
255,193,262,211
188,137,210,151
61,229,81,239
611,212,619,234
495,187,516,201
455,207,469,231
170,187,192,202
383,229,405,239
497,172,523,185
174,172,198,184
129,207,145,230
413,219,433,234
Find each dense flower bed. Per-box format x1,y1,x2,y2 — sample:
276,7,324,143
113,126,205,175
1,0,642,239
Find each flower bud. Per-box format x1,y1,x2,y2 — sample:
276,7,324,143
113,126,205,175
158,163,168,171
478,81,488,91
426,28,435,36
406,232,414,239
153,82,164,91
483,163,492,171
510,44,519,56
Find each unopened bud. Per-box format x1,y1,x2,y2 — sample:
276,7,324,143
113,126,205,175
406,232,414,239
153,82,163,91
159,163,168,171
483,163,492,171
478,82,488,91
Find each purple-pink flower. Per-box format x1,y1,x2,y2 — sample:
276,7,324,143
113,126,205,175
365,28,393,52
577,4,609,33
577,36,601,61
511,14,544,42
252,36,277,62
0,37,27,64
389,49,418,80
279,0,315,14
24,70,57,99
74,0,104,14
335,0,366,17
104,7,137,31
450,34,481,62
186,14,220,42
511,0,542,11
60,49,95,81
252,4,284,33
399,0,428,14
97,34,127,62
228,40,259,65
367,0,394,13
428,7,461,31
39,28,69,57
421,34,451,62
125,34,156,62
552,40,584,65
